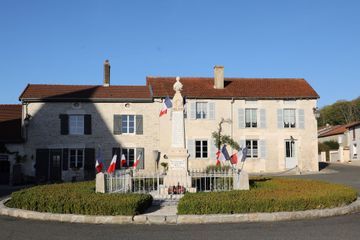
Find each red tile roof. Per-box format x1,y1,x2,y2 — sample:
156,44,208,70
318,125,347,138
345,121,360,129
147,77,319,99
19,77,319,101
0,104,23,143
19,84,152,101
317,121,360,138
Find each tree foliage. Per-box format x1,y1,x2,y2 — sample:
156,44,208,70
212,132,240,151
318,97,360,127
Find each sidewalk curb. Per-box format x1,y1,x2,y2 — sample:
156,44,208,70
1,197,360,224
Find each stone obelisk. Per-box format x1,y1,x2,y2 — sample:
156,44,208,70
164,77,191,188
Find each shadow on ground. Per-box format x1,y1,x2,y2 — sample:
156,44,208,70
319,162,330,171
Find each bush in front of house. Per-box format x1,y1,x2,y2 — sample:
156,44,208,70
177,178,357,215
6,181,152,216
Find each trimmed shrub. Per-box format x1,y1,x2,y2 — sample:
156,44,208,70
6,181,152,216
177,178,357,214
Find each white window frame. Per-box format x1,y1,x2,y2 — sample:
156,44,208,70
122,148,136,167
196,102,208,119
195,140,208,159
283,108,296,128
245,108,258,128
69,149,84,169
246,140,258,158
69,115,84,135
121,115,136,134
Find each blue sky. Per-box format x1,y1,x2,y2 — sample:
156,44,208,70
0,0,359,107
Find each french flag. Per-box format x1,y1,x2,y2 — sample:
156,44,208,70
230,152,238,165
133,152,142,170
216,145,230,165
107,154,117,174
120,154,127,168
95,147,104,173
159,96,172,117
241,147,248,162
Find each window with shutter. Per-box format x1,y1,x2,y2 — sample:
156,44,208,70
298,109,305,129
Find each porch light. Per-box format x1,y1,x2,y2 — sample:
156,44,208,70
313,107,320,119
24,114,32,127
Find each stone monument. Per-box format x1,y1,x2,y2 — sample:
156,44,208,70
163,77,192,189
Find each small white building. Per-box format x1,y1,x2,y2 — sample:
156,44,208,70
346,122,360,161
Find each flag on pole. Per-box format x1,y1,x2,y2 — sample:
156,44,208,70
241,147,248,162
133,152,142,170
107,154,117,174
221,145,230,161
216,145,230,165
159,96,172,117
230,151,238,165
95,147,104,173
120,154,127,168
216,149,221,166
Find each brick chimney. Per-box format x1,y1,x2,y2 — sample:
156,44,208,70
214,65,224,89
103,60,110,87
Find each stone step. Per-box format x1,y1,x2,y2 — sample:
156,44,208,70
152,197,181,206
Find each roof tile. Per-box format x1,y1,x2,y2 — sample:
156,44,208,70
147,77,319,99
0,104,23,143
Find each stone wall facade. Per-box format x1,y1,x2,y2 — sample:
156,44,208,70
19,97,319,182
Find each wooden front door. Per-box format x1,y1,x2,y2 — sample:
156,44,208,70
0,156,10,184
36,149,50,183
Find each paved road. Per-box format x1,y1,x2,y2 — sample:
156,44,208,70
0,163,359,240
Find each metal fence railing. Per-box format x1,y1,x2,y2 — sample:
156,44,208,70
189,170,235,192
104,170,239,195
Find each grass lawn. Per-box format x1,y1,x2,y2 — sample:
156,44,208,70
177,178,358,215
5,181,152,216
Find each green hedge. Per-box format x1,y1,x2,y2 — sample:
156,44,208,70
6,181,152,216
178,178,358,214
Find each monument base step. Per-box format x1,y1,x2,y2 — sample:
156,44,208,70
152,199,180,206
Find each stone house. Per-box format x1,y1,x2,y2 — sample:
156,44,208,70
14,62,319,182
317,122,360,163
0,104,24,185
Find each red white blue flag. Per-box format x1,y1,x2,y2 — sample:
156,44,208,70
216,145,230,165
230,152,238,165
107,154,117,174
95,147,104,173
159,96,172,117
120,154,127,168
133,152,142,170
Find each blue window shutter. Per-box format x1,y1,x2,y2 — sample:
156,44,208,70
298,109,305,129
189,102,196,120
136,115,143,134
210,139,217,160
113,115,122,134
259,140,266,159
277,109,283,129
209,102,215,120
260,109,266,128
238,108,245,128
187,139,195,159
136,148,145,169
